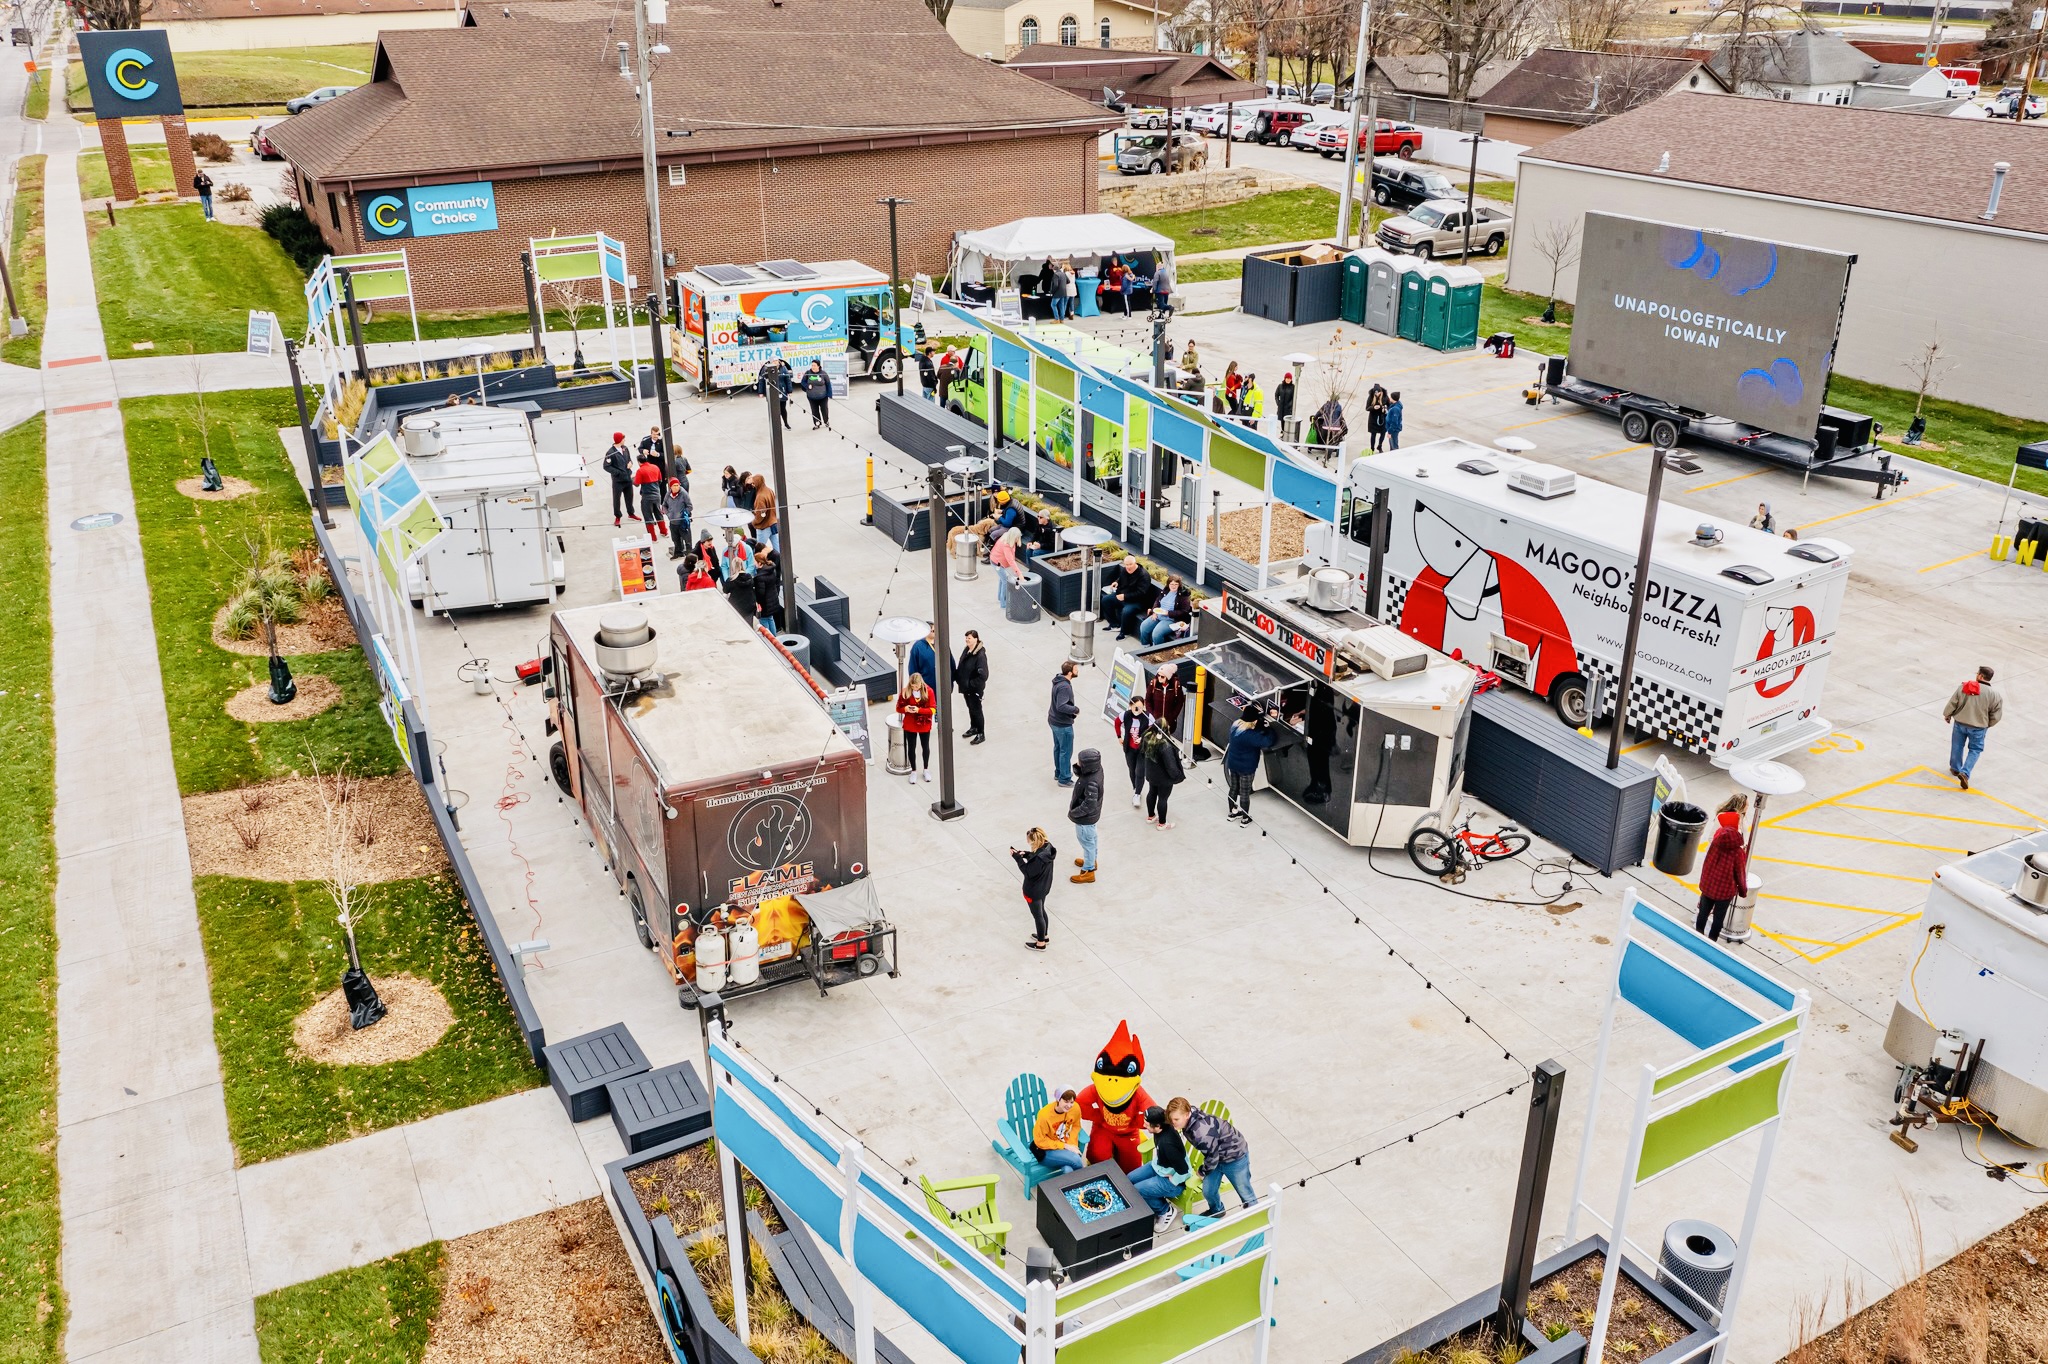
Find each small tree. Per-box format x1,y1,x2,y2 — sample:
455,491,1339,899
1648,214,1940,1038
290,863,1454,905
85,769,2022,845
543,278,597,371
309,754,386,1030
1899,332,1958,443
1529,218,1581,324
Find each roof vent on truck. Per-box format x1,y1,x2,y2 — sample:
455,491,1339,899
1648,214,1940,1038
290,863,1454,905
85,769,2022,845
1786,542,1839,564
594,608,661,689
1506,463,1576,499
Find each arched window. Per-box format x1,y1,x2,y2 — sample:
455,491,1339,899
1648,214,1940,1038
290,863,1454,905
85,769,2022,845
1099,17,1111,45
1019,16,1038,45
1059,14,1078,44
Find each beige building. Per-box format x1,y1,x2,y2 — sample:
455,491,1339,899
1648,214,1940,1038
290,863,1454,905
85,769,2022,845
144,0,462,52
1507,92,2048,422
944,0,1162,60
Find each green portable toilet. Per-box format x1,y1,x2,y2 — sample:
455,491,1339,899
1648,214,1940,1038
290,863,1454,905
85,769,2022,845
1440,265,1484,350
1340,253,1369,325
1396,260,1427,342
1421,268,1454,350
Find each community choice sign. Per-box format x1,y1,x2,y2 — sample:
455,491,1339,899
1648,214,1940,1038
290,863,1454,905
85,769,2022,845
362,182,499,240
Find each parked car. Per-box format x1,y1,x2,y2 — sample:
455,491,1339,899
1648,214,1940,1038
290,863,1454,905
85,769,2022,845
1117,131,1208,175
1315,119,1423,159
1249,104,1317,143
1263,81,1303,101
1369,158,1458,210
1989,87,2045,119
1309,82,1335,104
250,121,283,160
1125,106,1169,129
286,85,352,114
1183,104,1234,135
1376,198,1514,258
1290,113,1346,151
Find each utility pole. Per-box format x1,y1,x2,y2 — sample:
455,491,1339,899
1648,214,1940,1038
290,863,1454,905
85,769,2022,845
927,463,966,822
880,196,910,398
1335,0,1374,247
2015,6,2046,117
1462,130,1482,263
1922,0,1952,65
633,0,670,310
766,358,798,633
646,292,676,490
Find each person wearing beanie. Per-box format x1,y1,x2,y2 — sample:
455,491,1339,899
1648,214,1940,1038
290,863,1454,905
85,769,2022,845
1943,665,2002,789
1695,794,1750,942
633,454,666,540
602,432,636,526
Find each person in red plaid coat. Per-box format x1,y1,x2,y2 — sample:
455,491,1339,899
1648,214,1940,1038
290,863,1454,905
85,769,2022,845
1694,795,1751,942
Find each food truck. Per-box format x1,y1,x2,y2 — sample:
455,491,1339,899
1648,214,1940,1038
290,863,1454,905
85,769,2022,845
671,259,923,392
1303,438,1853,764
397,406,584,612
544,592,895,1007
1173,576,1475,847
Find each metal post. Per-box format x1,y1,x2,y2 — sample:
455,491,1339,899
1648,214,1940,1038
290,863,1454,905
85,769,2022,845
927,465,966,822
337,268,370,380
1257,470,1274,588
1335,0,1373,247
0,227,26,337
520,249,544,357
1152,312,1167,389
1142,443,1157,559
766,341,798,632
648,291,676,474
1363,486,1389,617
285,340,333,529
633,0,665,293
1223,102,1233,168
837,1141,877,1364
1024,1249,1057,1364
1587,1066,1656,1364
1495,1060,1567,1342
1463,130,1481,263
1607,449,1668,769
1253,1186,1282,1363
881,196,909,398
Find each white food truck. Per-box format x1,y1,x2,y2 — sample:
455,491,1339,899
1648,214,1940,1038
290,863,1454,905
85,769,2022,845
397,406,585,612
1303,438,1852,764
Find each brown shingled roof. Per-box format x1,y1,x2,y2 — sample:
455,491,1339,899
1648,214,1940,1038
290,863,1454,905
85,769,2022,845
151,0,446,18
267,0,1120,185
1479,48,1720,124
1525,91,2048,238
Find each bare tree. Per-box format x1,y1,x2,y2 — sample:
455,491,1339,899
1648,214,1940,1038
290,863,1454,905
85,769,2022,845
72,0,149,29
309,753,387,1030
1548,0,1649,52
922,0,956,29
1694,0,1808,92
1898,332,1957,441
1528,217,1581,323
1980,0,2044,80
1566,52,1693,120
542,278,597,371
1391,0,1536,104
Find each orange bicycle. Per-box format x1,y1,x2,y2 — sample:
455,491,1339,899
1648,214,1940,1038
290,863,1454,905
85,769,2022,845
1406,813,1530,879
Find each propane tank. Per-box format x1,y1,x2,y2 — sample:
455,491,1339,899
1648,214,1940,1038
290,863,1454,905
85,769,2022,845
695,925,729,993
727,917,761,988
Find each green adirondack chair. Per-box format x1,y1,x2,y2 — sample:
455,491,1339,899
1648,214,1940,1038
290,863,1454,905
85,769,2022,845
919,1174,1011,1262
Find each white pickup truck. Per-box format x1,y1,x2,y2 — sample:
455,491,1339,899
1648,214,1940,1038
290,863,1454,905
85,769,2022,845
1375,198,1513,259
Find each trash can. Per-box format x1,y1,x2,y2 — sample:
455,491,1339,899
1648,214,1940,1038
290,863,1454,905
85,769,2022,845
1007,571,1043,623
1722,872,1763,942
775,633,812,673
1651,801,1708,876
953,530,980,581
1658,1221,1735,1312
884,711,910,775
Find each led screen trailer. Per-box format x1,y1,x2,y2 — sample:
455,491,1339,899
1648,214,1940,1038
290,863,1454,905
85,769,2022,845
1567,213,1854,442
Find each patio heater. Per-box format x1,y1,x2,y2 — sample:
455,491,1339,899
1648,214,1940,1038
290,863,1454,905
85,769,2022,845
1061,523,1113,664
458,338,494,405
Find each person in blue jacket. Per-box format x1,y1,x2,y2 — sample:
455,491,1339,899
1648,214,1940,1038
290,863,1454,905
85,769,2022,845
1385,392,1405,451
908,626,940,694
1223,707,1277,825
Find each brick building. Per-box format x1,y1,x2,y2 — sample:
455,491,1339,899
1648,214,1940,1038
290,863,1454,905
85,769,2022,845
266,0,1120,311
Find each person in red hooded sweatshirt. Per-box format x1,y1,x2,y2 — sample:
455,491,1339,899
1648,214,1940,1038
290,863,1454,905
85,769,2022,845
633,453,666,540
1694,794,1750,942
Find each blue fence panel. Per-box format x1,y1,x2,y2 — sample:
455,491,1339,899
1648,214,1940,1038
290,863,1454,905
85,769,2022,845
1152,405,1206,461
1631,899,1797,1010
1618,942,1775,1068
712,1088,847,1249
992,335,1032,380
850,1219,1020,1364
1079,373,1125,425
1272,460,1337,522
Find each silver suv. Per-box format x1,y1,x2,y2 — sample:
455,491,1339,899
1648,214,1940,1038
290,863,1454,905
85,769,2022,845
1116,132,1208,175
1376,198,1513,258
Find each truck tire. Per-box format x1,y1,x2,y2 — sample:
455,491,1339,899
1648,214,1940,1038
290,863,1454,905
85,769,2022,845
1649,417,1682,450
628,880,654,951
1397,140,1418,157
1621,410,1650,443
1549,673,1591,728
549,740,571,794
1417,241,1434,260
1373,184,1391,205
1484,235,1504,257
874,350,900,383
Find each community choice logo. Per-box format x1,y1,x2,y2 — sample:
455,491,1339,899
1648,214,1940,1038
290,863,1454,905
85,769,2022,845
359,182,500,240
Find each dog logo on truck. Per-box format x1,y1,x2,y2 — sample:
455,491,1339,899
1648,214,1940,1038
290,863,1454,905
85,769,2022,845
1399,503,1577,695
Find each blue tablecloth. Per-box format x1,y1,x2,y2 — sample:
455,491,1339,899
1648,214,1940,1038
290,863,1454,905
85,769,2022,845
1075,272,1100,318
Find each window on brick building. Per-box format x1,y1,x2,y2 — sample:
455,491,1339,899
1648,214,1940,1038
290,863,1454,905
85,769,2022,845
1099,17,1110,45
326,192,340,230
1059,14,1077,44
1019,16,1037,44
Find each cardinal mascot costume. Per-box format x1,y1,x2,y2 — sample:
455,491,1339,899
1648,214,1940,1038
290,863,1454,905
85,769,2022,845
1077,1021,1154,1172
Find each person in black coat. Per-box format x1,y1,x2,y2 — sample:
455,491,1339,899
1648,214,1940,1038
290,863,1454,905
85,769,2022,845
602,434,637,525
955,630,990,743
1068,749,1104,882
723,559,757,625
1011,828,1057,950
1030,511,1058,555
801,361,832,429
751,548,782,633
1099,556,1159,640
1275,372,1296,422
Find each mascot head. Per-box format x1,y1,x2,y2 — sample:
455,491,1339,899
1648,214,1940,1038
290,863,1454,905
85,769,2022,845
1092,1021,1145,1110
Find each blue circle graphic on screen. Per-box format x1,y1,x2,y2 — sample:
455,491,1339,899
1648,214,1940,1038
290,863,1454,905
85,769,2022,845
1718,241,1778,296
1736,358,1804,409
1662,228,1779,296
105,48,159,101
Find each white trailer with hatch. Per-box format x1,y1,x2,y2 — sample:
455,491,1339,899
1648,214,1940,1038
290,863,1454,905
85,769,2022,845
1303,437,1852,765
397,406,585,612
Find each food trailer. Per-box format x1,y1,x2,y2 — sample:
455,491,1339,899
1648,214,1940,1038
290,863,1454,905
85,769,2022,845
397,406,584,611
671,259,922,392
1180,575,1475,847
545,592,895,1008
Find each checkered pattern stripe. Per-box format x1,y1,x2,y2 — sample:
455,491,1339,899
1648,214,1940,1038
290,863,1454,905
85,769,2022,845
1379,573,1411,622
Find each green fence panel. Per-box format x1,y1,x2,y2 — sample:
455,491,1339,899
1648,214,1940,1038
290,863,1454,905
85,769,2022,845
1055,1257,1265,1364
1653,1016,1799,1095
1057,1209,1271,1314
1208,432,1267,493
1637,1057,1787,1183
535,250,603,283
1035,357,1075,404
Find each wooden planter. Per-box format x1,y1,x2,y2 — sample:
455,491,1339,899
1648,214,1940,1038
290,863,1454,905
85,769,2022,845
869,489,980,553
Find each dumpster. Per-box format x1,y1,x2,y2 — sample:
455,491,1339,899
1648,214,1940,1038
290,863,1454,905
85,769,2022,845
1440,265,1484,351
1395,260,1428,342
1420,269,1453,350
1242,243,1345,327
1365,254,1400,335
1341,253,1367,325
1652,801,1708,877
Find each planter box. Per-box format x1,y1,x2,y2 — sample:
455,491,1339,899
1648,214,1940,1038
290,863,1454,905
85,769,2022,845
1030,547,1116,619
869,488,979,554
543,1022,649,1122
606,1127,717,1280
365,352,542,389
355,364,562,440
607,1060,710,1153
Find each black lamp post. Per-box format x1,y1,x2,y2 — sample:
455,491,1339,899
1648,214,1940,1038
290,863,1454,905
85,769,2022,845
880,196,911,399
928,462,965,822
1607,447,1701,769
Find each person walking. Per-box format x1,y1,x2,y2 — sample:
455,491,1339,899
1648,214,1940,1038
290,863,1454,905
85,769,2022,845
909,626,940,694
1749,502,1776,533
802,360,832,429
604,433,637,526
1068,749,1104,883
897,673,936,783
634,454,667,540
762,357,794,429
1169,1096,1256,1218
990,526,1024,613
1384,392,1404,450
1694,794,1750,942
747,473,779,553
955,630,989,743
1223,706,1277,825
916,345,938,402
1011,828,1057,950
1141,726,1185,829
1366,383,1390,452
662,476,693,558
1117,696,1154,807
1152,257,1175,318
1943,665,2002,789
752,548,783,634
1049,660,1080,786
193,169,216,220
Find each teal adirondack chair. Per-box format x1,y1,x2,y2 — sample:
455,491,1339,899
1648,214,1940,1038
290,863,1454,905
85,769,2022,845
991,1073,1062,1197
920,1174,1011,1262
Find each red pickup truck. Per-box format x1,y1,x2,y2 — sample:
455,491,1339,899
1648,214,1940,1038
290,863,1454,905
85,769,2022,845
1313,119,1422,159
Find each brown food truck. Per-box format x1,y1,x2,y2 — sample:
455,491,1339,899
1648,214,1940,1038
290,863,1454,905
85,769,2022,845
544,592,891,1007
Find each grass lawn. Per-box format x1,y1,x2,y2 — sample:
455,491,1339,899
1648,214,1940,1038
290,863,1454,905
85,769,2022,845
1478,281,1573,357
77,146,175,201
1826,374,2048,498
92,205,306,354
1179,258,1245,283
1472,179,1516,204
5,157,47,369
1135,187,1348,254
24,70,46,121
255,1242,444,1364
200,874,542,1163
0,417,61,1364
358,306,596,345
70,44,370,111
123,390,401,795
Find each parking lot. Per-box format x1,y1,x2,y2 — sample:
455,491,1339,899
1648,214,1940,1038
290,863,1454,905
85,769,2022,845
331,298,2048,1362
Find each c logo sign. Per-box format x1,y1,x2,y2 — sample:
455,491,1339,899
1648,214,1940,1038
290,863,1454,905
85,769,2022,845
799,293,833,331
106,47,158,101
366,195,408,237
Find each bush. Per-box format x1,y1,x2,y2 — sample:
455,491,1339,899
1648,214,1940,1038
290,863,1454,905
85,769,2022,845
259,202,330,273
259,201,302,236
219,182,253,204
191,132,235,163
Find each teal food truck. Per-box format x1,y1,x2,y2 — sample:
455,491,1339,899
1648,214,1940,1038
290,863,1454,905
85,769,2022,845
673,259,922,392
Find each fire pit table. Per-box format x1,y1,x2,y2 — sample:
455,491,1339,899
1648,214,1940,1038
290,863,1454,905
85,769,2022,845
1035,1161,1153,1278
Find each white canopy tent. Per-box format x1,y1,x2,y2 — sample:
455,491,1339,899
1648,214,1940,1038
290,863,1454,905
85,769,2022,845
948,214,1175,295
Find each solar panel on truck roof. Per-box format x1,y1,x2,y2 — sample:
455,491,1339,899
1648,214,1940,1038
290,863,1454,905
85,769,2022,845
757,260,819,280
697,264,757,286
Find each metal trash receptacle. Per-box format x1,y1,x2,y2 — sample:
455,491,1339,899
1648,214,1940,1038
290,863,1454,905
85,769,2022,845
775,633,812,672
1651,801,1708,876
1007,571,1043,623
953,530,980,581
1658,1220,1735,1311
884,711,909,775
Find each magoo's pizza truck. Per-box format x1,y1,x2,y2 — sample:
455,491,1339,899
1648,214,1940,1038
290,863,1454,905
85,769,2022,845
1304,437,1853,765
543,592,895,1007
671,259,922,392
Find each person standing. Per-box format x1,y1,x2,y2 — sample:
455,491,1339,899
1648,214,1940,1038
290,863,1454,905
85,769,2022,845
1142,726,1185,829
634,454,667,540
1385,392,1404,450
681,556,716,591
1366,383,1390,451
662,476,693,558
193,169,216,220
720,465,744,507
990,526,1024,613
1223,707,1276,825
762,357,794,429
1695,795,1751,941
1275,372,1296,427
604,433,637,526
751,548,783,634
1169,1097,1256,1218
693,529,724,585
897,674,936,784
638,425,669,481
1152,257,1175,318
1944,665,2002,789
1068,749,1104,883
1242,375,1266,425
1223,361,1243,415
747,472,779,553
1049,660,1080,786
909,626,939,694
1117,259,1136,316
955,630,989,744
802,360,832,429
1011,828,1057,951
1060,262,1078,320
1048,262,1069,322
1749,502,1776,533
916,345,938,402
1117,695,1154,807
1031,1090,1087,1171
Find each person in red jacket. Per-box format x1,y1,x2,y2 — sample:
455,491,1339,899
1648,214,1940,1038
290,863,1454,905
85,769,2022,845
633,454,666,540
896,674,936,785
1695,795,1750,942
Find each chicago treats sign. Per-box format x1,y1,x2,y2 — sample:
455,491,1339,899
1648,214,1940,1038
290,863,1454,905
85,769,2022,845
362,182,499,240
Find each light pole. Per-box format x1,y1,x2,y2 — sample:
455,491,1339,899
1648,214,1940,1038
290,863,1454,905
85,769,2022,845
632,0,671,305
927,462,966,822
1334,0,1374,247
880,196,911,398
764,346,797,632
1607,447,1701,769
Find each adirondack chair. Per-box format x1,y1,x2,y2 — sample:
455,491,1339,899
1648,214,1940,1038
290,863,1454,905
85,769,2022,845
919,1174,1011,1262
991,1072,1061,1197
1176,1230,1266,1282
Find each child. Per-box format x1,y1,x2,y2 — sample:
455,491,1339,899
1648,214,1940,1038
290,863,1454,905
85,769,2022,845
1031,1090,1086,1173
1128,1106,1192,1231
1384,392,1405,451
1010,828,1056,950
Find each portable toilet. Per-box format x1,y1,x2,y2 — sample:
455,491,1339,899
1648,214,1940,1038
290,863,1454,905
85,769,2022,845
1341,252,1368,325
1395,260,1428,341
1365,252,1401,335
1440,265,1484,351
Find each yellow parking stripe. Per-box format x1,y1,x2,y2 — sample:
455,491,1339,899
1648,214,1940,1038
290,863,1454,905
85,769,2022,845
1685,469,1769,493
1751,856,1927,883
1590,444,1648,460
1754,914,1921,962
1831,802,2040,831
1762,767,1927,825
1795,484,1954,531
1761,826,1971,855
1424,382,1529,405
1917,550,1985,573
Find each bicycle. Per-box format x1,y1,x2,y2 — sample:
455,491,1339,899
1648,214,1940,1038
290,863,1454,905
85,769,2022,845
1406,812,1531,881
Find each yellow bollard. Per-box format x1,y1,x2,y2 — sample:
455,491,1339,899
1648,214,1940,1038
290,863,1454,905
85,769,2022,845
1990,535,2010,561
863,455,874,526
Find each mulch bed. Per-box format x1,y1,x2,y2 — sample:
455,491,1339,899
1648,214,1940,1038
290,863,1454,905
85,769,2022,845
212,595,357,656
223,673,341,723
182,774,447,883
1213,504,1311,562
175,474,257,501
1522,1252,1694,1359
292,973,454,1066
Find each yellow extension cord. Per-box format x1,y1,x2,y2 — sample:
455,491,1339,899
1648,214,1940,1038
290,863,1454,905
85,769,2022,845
1905,925,2048,1190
